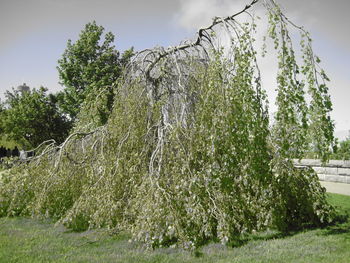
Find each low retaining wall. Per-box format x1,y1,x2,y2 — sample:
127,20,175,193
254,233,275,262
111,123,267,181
294,159,350,184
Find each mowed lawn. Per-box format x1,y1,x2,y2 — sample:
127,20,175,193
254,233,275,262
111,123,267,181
0,193,349,263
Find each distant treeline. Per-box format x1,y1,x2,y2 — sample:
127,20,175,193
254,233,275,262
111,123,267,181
0,146,20,159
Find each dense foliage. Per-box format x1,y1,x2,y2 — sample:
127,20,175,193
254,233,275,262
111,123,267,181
57,21,133,121
0,87,71,149
0,0,336,249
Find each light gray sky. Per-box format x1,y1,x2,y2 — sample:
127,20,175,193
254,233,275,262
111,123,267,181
0,0,349,134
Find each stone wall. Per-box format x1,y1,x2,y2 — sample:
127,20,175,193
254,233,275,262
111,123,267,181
294,159,350,184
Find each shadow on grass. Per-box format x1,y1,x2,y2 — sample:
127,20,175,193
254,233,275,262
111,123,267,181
321,215,350,237
324,226,350,235
226,215,350,249
226,231,294,248
63,228,87,234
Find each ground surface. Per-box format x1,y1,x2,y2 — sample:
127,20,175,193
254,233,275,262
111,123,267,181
0,193,349,263
320,181,350,196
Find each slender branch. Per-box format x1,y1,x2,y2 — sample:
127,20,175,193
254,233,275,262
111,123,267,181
143,0,260,81
54,127,104,169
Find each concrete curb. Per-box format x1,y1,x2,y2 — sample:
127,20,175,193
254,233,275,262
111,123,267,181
294,159,350,184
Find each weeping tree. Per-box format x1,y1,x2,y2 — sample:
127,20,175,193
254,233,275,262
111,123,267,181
0,0,336,249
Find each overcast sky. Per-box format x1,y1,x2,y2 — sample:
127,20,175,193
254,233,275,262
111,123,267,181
0,0,349,134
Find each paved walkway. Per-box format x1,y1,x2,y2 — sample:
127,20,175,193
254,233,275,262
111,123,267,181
320,181,350,196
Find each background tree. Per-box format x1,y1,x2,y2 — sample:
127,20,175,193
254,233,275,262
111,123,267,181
0,101,4,135
331,133,350,160
57,21,133,121
0,87,71,149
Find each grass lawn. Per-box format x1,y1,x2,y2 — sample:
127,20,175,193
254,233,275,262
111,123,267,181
0,193,349,263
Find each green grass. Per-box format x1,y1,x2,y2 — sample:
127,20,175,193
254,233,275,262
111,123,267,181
0,193,349,263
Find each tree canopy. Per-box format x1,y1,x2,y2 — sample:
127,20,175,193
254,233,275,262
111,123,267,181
0,87,71,149
57,21,133,121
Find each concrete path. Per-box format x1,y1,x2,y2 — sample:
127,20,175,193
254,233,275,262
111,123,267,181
320,181,350,196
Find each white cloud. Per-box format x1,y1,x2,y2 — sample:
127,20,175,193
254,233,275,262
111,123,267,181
174,0,255,32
